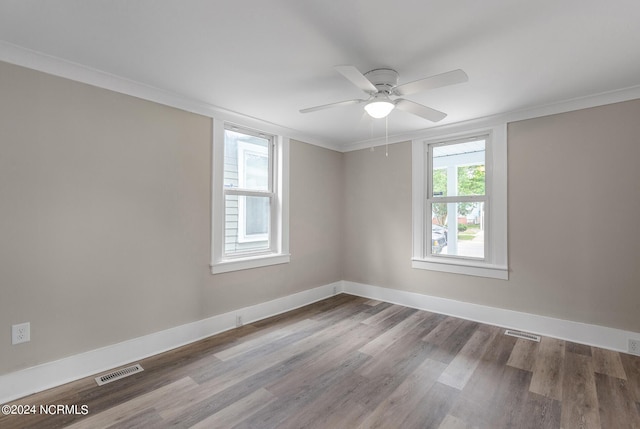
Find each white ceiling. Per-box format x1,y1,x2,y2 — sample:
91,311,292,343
1,0,640,149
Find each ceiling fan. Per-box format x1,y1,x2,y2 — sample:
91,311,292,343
300,66,468,122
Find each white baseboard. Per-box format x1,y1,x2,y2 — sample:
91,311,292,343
3,279,637,404
341,280,639,355
0,282,342,404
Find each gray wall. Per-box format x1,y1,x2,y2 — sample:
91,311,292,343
2,58,639,377
343,99,640,333
0,61,344,375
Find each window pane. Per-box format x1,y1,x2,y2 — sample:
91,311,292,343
225,195,270,255
430,202,484,259
224,129,270,191
245,196,269,235
432,139,485,197
432,168,447,196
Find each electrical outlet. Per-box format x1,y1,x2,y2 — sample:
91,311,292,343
236,315,243,327
333,285,337,295
629,339,640,356
12,322,30,345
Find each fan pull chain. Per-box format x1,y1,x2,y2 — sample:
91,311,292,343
370,119,375,151
385,116,389,157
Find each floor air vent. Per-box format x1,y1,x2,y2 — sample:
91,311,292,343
95,364,144,386
505,329,541,342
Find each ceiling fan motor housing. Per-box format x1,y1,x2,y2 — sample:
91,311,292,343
364,68,398,94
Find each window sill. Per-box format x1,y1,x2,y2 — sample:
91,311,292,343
411,258,508,280
211,253,291,274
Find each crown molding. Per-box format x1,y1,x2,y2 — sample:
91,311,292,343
0,41,341,152
2,40,639,153
342,85,640,151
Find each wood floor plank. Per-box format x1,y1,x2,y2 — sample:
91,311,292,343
594,372,640,428
507,338,540,372
264,322,381,398
516,392,561,429
361,304,408,325
428,320,480,364
441,320,481,355
438,329,493,390
104,407,163,429
308,296,373,323
354,342,436,410
357,358,447,429
491,366,534,428
355,301,393,317
236,351,371,429
189,388,276,429
560,351,601,429
398,382,459,429
529,337,565,401
160,342,333,426
437,414,474,429
358,310,432,357
620,352,640,402
592,347,627,380
448,334,521,425
156,342,323,424
356,316,434,379
423,316,465,345
277,372,371,429
483,331,519,366
464,328,518,399
462,365,533,428
566,341,592,356
249,294,356,327
3,295,640,429
192,309,361,394
160,306,376,426
297,399,370,429
64,377,198,429
213,318,318,361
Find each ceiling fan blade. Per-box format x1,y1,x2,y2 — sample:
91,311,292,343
395,99,447,122
300,98,366,114
393,69,468,96
334,65,378,94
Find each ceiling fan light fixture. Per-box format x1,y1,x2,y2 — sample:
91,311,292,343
364,95,395,119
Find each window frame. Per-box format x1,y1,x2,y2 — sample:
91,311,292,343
211,120,290,274
412,124,508,279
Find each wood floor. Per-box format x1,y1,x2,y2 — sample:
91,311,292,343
2,294,640,428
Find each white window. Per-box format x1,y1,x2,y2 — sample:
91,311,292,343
412,125,508,279
211,120,289,274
